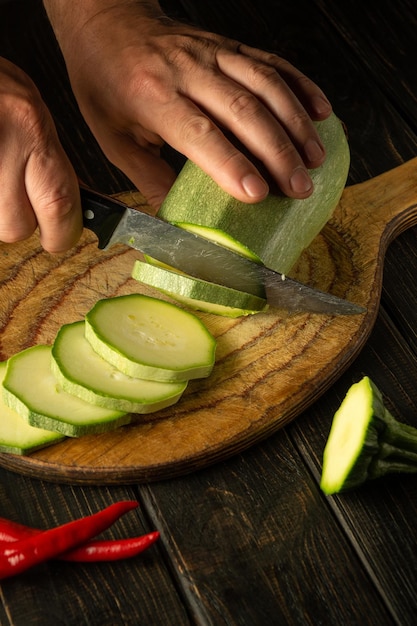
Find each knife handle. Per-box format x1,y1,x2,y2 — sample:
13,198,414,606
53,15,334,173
80,185,126,249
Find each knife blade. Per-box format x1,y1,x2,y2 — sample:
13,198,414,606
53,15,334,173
80,185,365,316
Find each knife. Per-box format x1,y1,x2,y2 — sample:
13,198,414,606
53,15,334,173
80,185,365,316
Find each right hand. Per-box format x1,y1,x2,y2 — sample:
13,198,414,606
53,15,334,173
43,1,332,210
0,57,82,253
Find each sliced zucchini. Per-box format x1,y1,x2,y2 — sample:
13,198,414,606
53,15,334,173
3,345,130,437
0,362,64,454
51,320,187,413
85,294,216,381
157,113,350,274
132,259,268,318
173,223,262,262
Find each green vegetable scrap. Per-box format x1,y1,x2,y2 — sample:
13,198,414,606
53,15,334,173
321,376,417,494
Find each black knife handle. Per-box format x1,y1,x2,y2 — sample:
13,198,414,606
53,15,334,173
80,185,126,249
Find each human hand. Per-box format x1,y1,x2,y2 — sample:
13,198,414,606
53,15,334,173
0,57,82,252
45,1,332,209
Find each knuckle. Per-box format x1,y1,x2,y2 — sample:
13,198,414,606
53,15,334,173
164,41,196,69
287,108,313,133
179,114,217,146
39,192,74,222
286,108,315,138
132,68,170,104
247,61,280,89
271,138,298,161
2,90,44,135
291,73,315,92
228,90,260,120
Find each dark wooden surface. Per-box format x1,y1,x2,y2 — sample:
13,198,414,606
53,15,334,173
1,0,417,624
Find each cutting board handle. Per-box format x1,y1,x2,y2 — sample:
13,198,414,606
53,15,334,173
320,156,417,318
338,156,417,250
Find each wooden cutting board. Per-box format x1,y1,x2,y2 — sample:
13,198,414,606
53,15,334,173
0,159,415,484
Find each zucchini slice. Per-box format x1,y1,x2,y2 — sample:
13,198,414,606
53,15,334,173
173,223,262,262
132,259,268,318
0,362,64,454
3,345,130,437
157,113,350,274
51,320,187,413
85,294,216,381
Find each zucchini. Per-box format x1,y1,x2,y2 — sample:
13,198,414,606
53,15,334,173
131,259,268,317
51,320,187,413
3,345,130,437
85,294,216,381
157,112,349,274
172,223,262,262
0,362,64,454
321,376,417,495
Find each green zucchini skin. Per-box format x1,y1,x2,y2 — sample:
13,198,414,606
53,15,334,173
51,321,188,413
0,362,64,454
321,376,417,495
157,112,350,274
85,294,216,382
2,345,130,437
132,259,268,317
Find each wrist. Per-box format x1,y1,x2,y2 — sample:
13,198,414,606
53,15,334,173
43,0,165,58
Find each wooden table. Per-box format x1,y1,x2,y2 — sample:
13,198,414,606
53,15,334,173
1,1,417,623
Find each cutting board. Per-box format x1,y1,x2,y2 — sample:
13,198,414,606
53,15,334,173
0,158,415,484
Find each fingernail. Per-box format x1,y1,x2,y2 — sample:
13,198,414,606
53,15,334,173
241,173,269,199
313,95,332,116
290,167,313,194
304,138,325,163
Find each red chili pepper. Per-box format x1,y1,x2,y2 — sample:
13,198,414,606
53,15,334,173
61,531,160,562
0,500,138,579
0,518,35,542
0,518,160,562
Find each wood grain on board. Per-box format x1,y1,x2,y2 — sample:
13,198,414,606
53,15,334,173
1,157,416,483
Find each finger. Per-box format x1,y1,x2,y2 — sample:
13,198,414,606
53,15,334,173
25,134,83,253
0,72,82,252
0,180,38,243
214,48,327,170
234,44,332,120
153,96,271,202
154,76,313,200
95,131,177,209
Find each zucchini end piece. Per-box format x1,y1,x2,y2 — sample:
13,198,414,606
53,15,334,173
320,377,377,495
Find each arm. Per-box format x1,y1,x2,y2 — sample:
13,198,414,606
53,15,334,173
0,58,82,252
44,0,332,209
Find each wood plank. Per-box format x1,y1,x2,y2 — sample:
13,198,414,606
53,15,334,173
311,0,417,361
140,431,397,626
314,0,417,128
